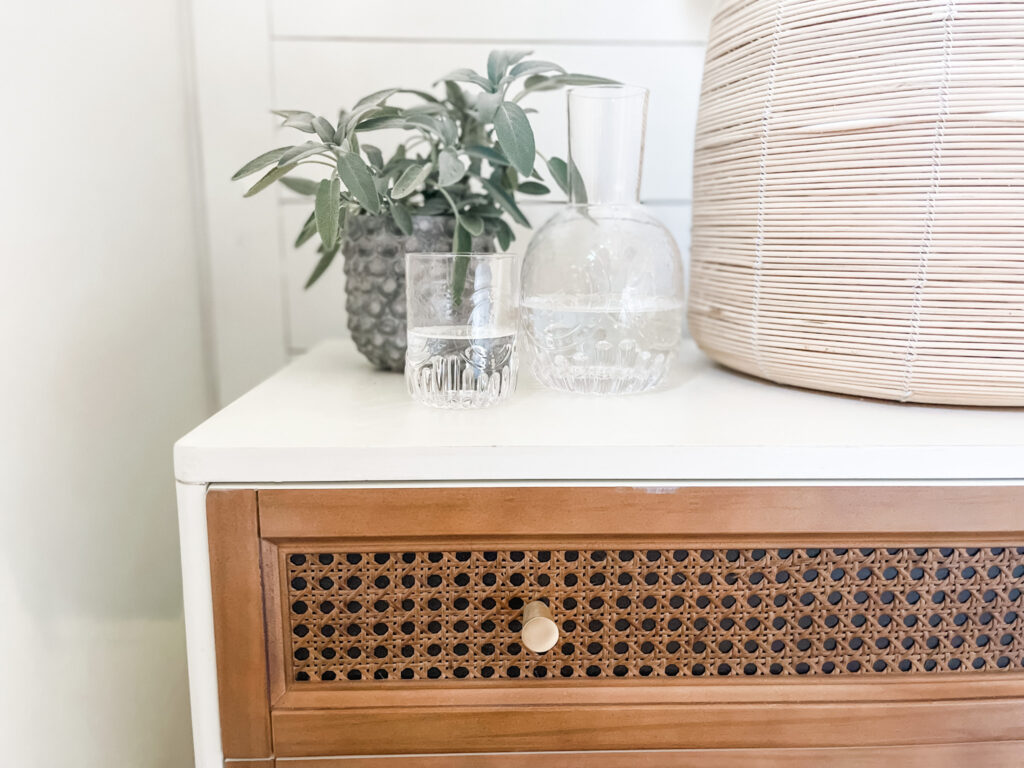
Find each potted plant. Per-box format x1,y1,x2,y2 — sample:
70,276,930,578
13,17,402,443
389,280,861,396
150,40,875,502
233,50,613,371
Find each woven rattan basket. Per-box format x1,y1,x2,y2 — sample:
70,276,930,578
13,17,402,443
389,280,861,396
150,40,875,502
688,0,1024,406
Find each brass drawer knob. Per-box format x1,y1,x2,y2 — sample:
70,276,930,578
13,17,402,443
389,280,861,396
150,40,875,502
521,600,558,653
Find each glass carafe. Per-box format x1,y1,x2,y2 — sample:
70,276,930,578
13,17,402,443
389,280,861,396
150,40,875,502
521,85,685,394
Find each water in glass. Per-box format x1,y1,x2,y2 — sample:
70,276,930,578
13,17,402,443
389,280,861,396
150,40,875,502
406,324,518,408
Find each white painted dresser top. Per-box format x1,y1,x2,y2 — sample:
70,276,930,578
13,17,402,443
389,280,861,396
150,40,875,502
175,340,1024,485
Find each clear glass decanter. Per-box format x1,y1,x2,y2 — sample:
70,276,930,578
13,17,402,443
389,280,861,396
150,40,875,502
521,85,685,394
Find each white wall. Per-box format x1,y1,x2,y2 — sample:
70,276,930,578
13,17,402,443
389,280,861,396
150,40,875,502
194,0,713,403
0,1,210,766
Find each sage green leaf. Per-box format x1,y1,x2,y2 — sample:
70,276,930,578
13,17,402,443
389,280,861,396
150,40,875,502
244,162,298,197
363,144,384,170
568,157,588,203
487,50,509,84
354,116,408,132
294,211,317,247
385,158,415,182
464,145,509,166
345,104,402,133
546,156,570,195
514,73,619,102
437,114,458,145
515,75,558,99
488,50,531,83
278,142,327,166
438,148,467,187
390,201,413,236
391,162,433,199
397,88,441,104
355,87,399,107
304,246,338,289
453,221,472,253
279,177,320,195
337,151,380,214
459,212,484,237
419,196,449,215
472,90,502,123
312,116,335,143
404,113,445,137
444,81,466,109
315,177,341,250
508,60,565,79
493,101,535,176
517,181,550,195
554,73,619,87
467,204,503,219
273,110,316,132
496,218,514,250
232,146,291,180
508,50,531,67
437,68,493,92
479,176,529,226
407,101,448,115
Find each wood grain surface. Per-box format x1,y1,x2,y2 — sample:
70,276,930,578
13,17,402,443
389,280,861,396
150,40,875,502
208,490,273,760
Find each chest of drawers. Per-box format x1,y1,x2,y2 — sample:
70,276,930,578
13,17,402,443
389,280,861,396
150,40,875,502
175,341,1024,767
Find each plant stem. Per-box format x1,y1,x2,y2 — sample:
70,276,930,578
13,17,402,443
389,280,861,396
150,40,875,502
438,187,462,219
438,186,471,306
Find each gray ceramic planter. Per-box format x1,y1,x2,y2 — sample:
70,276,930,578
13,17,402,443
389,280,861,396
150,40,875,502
342,214,495,371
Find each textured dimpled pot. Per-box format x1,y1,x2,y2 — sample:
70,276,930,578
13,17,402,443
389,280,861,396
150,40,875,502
342,215,494,371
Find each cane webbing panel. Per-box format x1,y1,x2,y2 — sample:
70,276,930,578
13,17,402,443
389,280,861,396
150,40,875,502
283,546,1024,683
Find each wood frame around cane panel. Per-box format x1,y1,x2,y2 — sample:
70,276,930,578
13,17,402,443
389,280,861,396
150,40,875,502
206,490,273,762
208,486,1024,764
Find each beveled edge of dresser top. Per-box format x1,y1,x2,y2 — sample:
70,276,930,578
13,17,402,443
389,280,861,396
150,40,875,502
174,340,1024,484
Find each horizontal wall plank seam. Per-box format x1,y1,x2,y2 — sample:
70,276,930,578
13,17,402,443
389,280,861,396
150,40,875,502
272,34,707,47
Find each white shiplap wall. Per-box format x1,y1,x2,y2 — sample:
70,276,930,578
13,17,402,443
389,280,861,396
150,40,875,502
193,0,713,403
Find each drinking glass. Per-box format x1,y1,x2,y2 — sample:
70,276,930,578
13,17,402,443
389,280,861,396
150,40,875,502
405,252,519,408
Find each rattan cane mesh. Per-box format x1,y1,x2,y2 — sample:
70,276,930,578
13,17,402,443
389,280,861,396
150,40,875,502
284,546,1024,683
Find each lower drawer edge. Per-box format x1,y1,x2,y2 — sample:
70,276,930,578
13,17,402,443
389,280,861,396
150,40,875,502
271,741,1024,768
270,695,1024,757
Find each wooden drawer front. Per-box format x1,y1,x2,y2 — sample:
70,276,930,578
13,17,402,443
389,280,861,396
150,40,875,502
209,486,1024,761
282,545,1024,684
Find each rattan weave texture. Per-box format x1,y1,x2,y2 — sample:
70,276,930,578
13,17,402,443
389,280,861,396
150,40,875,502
284,545,1024,683
689,0,1024,405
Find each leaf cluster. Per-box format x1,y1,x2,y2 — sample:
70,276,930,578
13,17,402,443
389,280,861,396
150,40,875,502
232,50,614,287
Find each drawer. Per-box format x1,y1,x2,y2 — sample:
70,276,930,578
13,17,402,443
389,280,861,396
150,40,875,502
207,486,1024,765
